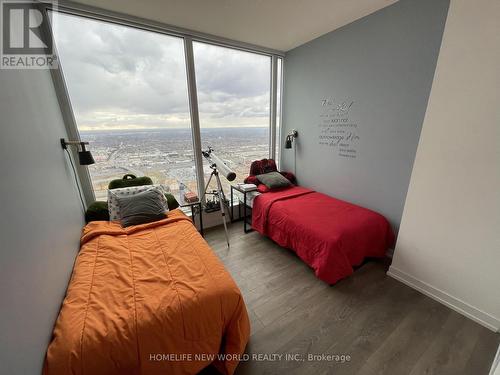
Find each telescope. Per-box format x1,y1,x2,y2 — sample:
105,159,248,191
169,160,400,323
200,147,236,248
202,147,236,182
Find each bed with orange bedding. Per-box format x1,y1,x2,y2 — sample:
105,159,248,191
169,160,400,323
44,209,250,375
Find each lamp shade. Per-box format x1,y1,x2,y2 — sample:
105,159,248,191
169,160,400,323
285,136,292,149
78,150,95,165
78,144,95,165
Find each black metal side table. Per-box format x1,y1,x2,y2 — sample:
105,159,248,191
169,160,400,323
180,201,204,236
230,185,256,233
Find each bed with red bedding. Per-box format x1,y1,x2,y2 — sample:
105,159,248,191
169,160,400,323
252,186,394,284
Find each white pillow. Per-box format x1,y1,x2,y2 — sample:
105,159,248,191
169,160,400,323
108,185,169,221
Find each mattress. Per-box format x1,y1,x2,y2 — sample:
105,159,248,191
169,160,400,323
244,190,261,208
252,186,394,284
44,209,250,375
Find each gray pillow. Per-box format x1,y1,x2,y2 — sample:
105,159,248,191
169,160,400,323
117,189,167,227
256,171,292,190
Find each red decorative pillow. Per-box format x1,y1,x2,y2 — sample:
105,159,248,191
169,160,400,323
249,159,278,176
244,158,297,187
257,184,270,193
244,175,259,185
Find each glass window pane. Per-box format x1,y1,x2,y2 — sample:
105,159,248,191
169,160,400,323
51,12,197,201
193,42,271,195
276,57,283,168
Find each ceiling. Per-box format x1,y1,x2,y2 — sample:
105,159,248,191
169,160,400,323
70,0,398,51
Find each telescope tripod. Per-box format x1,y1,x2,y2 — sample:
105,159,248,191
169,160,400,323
201,166,231,248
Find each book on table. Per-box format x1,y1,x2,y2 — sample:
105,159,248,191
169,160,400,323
184,192,199,203
238,184,257,192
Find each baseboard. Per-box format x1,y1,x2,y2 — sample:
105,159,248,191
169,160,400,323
387,267,500,332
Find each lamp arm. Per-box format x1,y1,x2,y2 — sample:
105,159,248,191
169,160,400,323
60,138,89,150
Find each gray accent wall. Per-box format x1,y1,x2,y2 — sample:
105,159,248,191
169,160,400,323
0,68,84,374
281,0,450,232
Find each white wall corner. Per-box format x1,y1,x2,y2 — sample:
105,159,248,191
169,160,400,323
387,267,500,333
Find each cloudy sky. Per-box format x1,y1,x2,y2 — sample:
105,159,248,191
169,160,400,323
52,12,271,131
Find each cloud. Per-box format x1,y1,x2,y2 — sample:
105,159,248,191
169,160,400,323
52,12,271,130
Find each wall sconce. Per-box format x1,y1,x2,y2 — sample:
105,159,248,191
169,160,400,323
284,129,299,176
285,129,298,149
60,138,94,211
60,138,95,165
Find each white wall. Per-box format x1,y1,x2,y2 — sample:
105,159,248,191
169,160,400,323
0,69,84,373
389,0,500,331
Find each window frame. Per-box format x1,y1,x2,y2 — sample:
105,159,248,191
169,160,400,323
42,3,285,206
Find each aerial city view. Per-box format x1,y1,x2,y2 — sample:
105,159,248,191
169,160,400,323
83,127,270,201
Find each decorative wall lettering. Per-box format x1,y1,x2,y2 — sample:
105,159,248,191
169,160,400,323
318,97,359,158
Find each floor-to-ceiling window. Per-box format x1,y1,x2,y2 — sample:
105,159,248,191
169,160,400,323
49,8,282,204
52,12,197,200
193,42,271,193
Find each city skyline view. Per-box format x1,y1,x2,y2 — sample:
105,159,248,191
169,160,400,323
83,127,269,201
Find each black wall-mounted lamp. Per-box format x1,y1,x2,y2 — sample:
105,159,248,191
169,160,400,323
60,138,94,211
284,129,299,176
60,138,95,165
285,129,298,149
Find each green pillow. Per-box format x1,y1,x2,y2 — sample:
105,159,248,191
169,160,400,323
108,174,153,190
164,193,180,210
85,193,180,223
85,201,109,223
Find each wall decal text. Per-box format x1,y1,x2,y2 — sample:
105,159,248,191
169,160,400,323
318,98,360,159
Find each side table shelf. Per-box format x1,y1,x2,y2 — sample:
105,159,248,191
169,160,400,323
180,201,204,236
230,185,255,233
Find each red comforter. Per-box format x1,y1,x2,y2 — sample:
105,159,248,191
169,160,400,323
252,186,394,284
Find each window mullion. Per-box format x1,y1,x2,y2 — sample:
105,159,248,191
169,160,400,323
183,37,205,201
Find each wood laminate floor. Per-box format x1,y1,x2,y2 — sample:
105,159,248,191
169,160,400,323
203,222,499,375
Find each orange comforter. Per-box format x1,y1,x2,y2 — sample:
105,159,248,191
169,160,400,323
44,209,250,375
